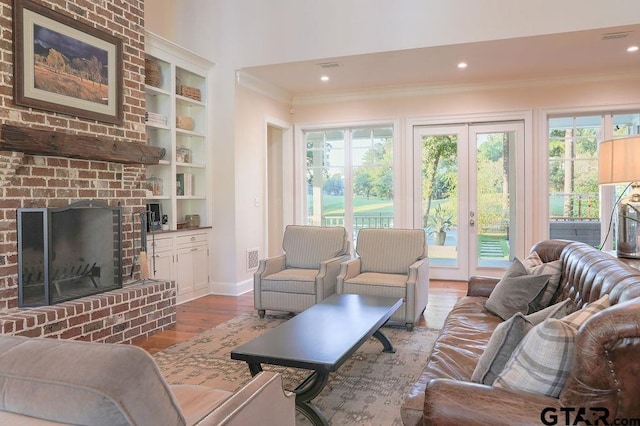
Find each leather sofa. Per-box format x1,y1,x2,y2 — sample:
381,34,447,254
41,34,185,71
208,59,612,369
401,239,640,425
0,335,295,425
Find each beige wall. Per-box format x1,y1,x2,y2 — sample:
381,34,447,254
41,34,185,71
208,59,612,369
212,84,290,291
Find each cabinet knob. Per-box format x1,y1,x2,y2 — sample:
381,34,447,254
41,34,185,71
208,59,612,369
190,236,196,241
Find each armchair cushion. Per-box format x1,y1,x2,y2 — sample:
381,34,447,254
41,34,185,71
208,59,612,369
343,271,408,287
356,228,425,274
283,225,348,269
260,269,318,294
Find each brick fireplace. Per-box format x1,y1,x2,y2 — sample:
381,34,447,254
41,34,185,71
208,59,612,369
0,0,176,343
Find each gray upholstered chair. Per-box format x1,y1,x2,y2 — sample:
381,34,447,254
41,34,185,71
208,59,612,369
254,225,351,317
337,228,429,331
0,335,295,425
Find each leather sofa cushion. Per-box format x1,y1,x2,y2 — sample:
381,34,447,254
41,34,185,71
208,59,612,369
401,296,501,426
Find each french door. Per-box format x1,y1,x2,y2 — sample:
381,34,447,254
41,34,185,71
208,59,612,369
414,121,525,280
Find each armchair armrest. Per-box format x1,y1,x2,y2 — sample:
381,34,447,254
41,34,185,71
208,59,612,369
337,258,362,293
255,255,286,279
254,255,286,311
196,372,295,426
467,276,500,297
424,378,559,426
406,258,429,325
317,254,352,299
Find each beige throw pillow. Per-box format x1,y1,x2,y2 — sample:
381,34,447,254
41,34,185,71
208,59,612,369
485,272,550,320
523,251,563,307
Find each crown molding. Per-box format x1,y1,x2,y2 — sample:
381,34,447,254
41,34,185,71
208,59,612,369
235,70,292,104
291,70,640,106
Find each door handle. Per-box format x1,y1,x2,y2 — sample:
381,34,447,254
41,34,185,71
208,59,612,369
469,219,475,226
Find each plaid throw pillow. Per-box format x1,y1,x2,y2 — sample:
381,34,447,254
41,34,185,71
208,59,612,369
494,318,576,397
493,294,610,397
563,294,610,329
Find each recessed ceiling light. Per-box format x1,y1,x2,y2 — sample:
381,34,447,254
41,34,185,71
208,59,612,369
320,75,330,82
628,45,639,52
457,62,467,69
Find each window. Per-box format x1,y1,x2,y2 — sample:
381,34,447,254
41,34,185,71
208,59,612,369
304,126,393,241
547,112,640,248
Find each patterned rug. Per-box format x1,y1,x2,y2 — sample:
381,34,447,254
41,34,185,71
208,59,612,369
153,313,440,425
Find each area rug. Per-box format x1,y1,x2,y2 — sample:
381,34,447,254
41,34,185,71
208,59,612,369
153,313,440,425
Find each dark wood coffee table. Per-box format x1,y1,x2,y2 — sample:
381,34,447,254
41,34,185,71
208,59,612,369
230,293,402,425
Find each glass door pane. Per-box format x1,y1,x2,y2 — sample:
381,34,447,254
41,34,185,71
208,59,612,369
472,128,516,269
415,121,523,280
352,127,394,241
421,133,459,267
305,130,345,227
304,126,394,244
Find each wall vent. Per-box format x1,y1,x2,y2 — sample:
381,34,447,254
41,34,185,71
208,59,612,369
317,61,342,69
246,248,260,271
601,31,631,41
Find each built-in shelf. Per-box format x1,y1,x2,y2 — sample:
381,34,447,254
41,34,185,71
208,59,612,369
144,31,214,232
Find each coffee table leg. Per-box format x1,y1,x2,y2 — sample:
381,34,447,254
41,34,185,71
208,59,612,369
247,362,263,376
294,371,330,426
373,329,396,353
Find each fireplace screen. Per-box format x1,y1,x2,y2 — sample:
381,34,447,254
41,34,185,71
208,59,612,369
17,200,123,307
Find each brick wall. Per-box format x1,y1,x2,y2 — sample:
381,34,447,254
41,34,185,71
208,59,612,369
0,280,176,343
0,0,174,340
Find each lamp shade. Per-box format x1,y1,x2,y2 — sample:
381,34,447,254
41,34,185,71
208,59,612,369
598,136,640,185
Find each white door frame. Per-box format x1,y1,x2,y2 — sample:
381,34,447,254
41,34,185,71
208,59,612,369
408,111,533,279
263,116,293,258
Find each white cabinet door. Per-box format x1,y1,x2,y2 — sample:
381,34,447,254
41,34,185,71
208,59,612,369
149,249,174,282
192,244,209,291
176,246,195,295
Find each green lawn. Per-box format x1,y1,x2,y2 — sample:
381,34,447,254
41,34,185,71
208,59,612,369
318,195,393,215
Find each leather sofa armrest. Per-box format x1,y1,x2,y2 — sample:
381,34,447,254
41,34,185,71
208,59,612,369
467,276,500,297
424,379,560,426
195,372,295,426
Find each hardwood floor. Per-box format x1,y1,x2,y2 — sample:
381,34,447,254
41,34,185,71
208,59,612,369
133,280,467,355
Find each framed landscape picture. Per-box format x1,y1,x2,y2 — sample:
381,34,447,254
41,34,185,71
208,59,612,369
13,0,123,125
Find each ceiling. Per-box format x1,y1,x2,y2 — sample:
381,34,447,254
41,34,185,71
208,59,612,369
240,24,640,98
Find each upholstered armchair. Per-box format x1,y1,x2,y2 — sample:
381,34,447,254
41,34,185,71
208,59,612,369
254,225,351,317
337,228,428,331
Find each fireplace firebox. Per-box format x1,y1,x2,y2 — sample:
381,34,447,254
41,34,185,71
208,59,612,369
17,200,123,307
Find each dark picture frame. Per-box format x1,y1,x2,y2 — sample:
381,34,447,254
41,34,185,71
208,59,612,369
13,0,123,125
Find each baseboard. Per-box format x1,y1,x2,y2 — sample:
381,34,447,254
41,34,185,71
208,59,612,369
208,278,253,296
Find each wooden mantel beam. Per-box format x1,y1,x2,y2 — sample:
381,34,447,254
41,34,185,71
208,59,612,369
0,124,165,165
